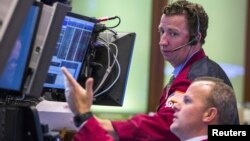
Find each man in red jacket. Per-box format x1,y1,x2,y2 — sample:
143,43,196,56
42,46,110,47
61,0,235,140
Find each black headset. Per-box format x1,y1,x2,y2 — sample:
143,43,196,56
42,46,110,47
189,36,197,46
189,14,200,46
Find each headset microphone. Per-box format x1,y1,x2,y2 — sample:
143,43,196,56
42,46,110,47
164,37,196,52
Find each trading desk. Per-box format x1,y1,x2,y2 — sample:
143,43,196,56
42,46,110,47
36,100,77,140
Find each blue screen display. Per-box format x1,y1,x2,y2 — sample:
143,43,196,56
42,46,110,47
44,14,95,89
0,5,39,91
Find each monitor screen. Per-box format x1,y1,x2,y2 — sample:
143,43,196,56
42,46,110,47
0,3,41,97
43,12,96,98
84,31,136,106
0,0,34,75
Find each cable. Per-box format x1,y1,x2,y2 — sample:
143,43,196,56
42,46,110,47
94,54,120,98
92,32,121,98
92,40,112,94
96,16,121,30
106,16,121,29
93,36,119,94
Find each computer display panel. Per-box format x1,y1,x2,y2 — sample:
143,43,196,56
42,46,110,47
0,0,34,75
24,2,71,98
84,31,136,106
0,2,41,98
43,12,96,100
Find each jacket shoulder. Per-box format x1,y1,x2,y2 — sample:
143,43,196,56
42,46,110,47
188,57,232,87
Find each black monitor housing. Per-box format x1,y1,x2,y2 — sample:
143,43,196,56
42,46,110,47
83,31,136,106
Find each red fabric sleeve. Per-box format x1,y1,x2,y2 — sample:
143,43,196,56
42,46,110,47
111,107,180,141
73,117,115,141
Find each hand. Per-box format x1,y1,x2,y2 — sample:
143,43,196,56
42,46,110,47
61,66,94,115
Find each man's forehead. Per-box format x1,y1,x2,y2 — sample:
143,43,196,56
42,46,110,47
186,80,214,96
191,80,214,87
159,15,189,32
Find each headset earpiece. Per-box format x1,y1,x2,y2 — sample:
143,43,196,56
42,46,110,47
189,36,197,46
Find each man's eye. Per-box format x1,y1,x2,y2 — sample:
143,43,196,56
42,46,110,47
169,32,177,37
158,30,164,35
183,97,192,104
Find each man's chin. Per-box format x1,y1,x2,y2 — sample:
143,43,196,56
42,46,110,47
170,122,179,133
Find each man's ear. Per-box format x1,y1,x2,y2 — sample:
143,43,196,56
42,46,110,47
203,107,218,123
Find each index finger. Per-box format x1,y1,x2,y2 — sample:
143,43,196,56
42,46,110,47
61,66,79,87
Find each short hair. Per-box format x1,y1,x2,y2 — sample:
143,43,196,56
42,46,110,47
162,0,208,45
193,76,239,125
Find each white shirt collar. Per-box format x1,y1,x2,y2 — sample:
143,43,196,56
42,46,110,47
184,135,208,141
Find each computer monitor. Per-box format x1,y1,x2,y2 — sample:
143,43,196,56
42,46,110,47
86,31,136,106
24,2,71,98
42,12,96,100
0,2,42,99
0,0,34,75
